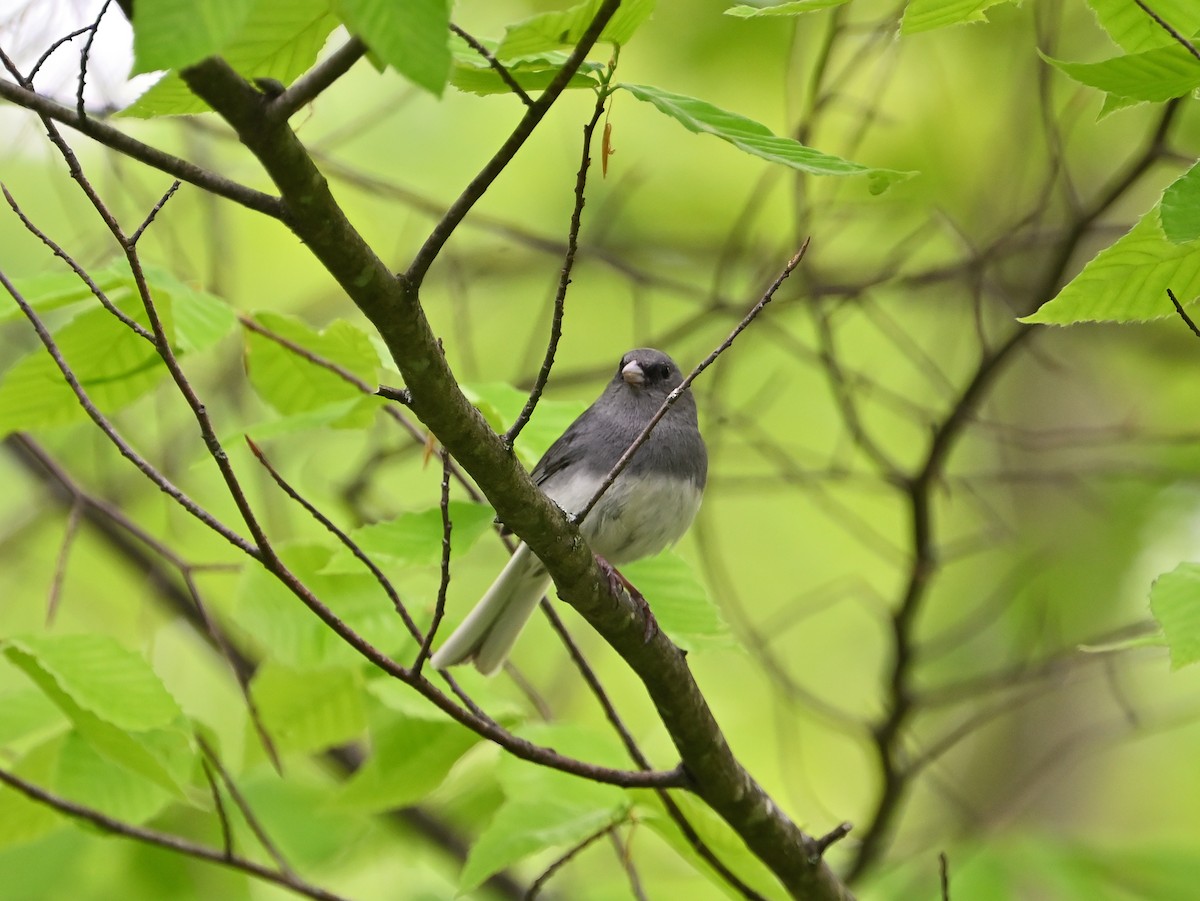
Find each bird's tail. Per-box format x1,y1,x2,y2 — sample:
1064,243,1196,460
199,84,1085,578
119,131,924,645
429,543,551,675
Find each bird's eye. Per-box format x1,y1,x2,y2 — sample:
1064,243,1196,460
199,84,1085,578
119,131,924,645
657,363,672,379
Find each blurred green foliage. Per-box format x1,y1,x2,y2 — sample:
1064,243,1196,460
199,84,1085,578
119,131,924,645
2,0,1200,899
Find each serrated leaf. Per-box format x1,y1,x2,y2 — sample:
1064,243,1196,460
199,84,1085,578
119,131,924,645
3,636,183,731
1022,212,1200,324
1043,46,1200,103
451,43,603,96
132,0,255,74
122,0,339,118
1149,562,1200,669
337,706,483,811
726,0,849,16
1084,0,1200,53
460,723,631,893
0,268,234,433
234,543,417,668
244,311,379,415
336,0,450,95
497,0,656,58
620,83,913,194
250,663,366,753
55,731,172,824
0,263,132,324
900,0,1017,33
1161,160,1200,244
620,553,734,652
0,294,170,433
2,636,194,797
322,501,497,575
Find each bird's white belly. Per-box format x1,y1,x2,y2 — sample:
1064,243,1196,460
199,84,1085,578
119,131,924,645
544,470,703,564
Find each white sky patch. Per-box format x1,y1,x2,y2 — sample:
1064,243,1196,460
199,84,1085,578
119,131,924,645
1,0,160,153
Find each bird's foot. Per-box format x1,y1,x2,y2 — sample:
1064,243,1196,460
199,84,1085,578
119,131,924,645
595,555,658,643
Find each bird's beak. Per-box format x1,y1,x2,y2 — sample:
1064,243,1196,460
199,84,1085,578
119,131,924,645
621,360,645,386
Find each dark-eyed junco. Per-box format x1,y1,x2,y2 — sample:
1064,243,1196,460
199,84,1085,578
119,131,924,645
430,348,708,675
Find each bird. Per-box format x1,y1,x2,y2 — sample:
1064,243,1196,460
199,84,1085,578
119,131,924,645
429,348,708,675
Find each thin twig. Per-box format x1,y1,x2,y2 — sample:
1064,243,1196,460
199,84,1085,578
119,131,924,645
0,79,284,217
415,449,454,675
526,821,620,899
1132,0,1200,61
450,24,533,106
75,0,113,118
44,500,82,624
198,736,295,876
505,82,610,448
939,851,950,901
199,757,235,858
0,270,259,557
407,0,623,286
2,185,152,340
0,766,348,901
577,241,810,524
28,26,91,80
245,437,423,641
270,37,368,120
129,180,181,245
1168,288,1200,338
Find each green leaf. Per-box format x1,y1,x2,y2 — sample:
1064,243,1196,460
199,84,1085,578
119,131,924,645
1149,562,1200,669
244,312,380,415
1043,46,1200,103
0,689,66,751
2,636,194,797
0,737,65,848
620,553,734,652
336,0,450,95
461,382,587,467
725,0,850,17
1022,212,1200,324
0,294,169,433
3,636,183,732
55,731,172,824
122,0,340,118
1161,160,1200,244
322,501,497,575
451,41,603,95
144,266,237,353
900,0,1017,33
497,0,657,58
460,724,631,893
337,703,484,811
0,263,132,324
639,792,789,900
1084,0,1200,53
237,395,385,441
250,663,367,753
132,0,256,74
0,267,234,434
619,83,913,194
234,543,417,668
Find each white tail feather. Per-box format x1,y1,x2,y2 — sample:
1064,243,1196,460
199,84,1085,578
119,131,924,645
429,543,551,675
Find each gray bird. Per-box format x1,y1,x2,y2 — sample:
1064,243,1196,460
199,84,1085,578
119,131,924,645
430,348,708,675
